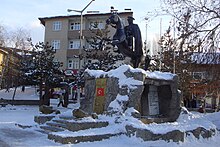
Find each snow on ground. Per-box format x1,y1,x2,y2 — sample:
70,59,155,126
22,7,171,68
1,87,220,147
1,104,220,147
0,86,39,100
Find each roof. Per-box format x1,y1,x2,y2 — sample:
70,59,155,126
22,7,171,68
0,48,9,55
191,52,220,64
39,11,133,26
0,47,23,58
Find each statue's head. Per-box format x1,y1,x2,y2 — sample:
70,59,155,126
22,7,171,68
127,16,135,24
106,13,120,25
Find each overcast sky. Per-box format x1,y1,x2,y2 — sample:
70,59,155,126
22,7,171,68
0,0,171,44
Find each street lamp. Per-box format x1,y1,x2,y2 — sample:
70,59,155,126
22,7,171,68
67,0,95,103
67,0,95,70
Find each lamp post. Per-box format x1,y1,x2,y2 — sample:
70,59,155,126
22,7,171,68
67,0,95,70
67,0,95,103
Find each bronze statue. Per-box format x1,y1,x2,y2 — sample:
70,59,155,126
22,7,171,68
106,13,143,68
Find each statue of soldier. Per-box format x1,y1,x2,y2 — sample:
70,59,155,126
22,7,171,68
106,13,144,68
124,16,143,68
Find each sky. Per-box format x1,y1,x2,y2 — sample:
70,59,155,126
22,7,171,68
0,0,171,44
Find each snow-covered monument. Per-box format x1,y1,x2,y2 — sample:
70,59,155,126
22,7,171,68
33,11,216,144
81,65,181,123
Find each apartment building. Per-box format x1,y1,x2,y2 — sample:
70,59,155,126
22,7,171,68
0,47,21,89
39,11,133,74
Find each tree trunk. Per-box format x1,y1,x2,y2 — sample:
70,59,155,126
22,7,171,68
63,85,69,107
12,86,17,105
44,83,50,106
39,78,43,106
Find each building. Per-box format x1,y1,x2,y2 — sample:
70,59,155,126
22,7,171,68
0,47,22,89
39,11,133,74
188,53,220,109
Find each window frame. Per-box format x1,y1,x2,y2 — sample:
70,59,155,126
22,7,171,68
69,40,80,49
53,21,62,31
70,22,81,30
51,40,60,50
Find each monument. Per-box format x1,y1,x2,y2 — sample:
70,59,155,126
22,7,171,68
106,12,144,68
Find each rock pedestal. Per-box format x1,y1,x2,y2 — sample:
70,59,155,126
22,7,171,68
81,65,181,123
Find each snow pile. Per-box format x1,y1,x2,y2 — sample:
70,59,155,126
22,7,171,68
203,112,220,130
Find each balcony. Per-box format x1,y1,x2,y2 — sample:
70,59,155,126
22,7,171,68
67,49,88,58
68,30,95,39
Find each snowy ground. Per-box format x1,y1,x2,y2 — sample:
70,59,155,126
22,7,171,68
1,87,220,147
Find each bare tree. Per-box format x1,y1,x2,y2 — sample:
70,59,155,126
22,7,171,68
160,0,220,53
0,24,8,46
151,0,220,107
0,24,32,50
9,27,32,50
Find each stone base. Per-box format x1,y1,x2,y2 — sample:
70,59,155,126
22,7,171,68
48,132,123,144
125,125,216,142
140,117,172,124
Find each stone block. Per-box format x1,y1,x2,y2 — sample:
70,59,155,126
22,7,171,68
186,127,216,139
39,105,54,114
125,125,184,142
48,132,122,144
34,115,55,124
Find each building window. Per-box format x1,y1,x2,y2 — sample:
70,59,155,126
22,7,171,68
73,59,79,69
53,21,62,31
69,40,80,49
51,40,60,49
68,60,73,69
90,21,104,29
70,22,81,30
68,58,79,69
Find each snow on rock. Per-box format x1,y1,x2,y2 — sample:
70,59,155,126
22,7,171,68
124,107,140,117
146,70,176,80
86,64,176,81
108,94,129,113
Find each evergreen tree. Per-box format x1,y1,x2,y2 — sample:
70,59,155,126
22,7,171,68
84,22,125,71
27,42,63,106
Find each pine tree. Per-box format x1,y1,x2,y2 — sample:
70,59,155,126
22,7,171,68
27,42,63,106
83,22,125,71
